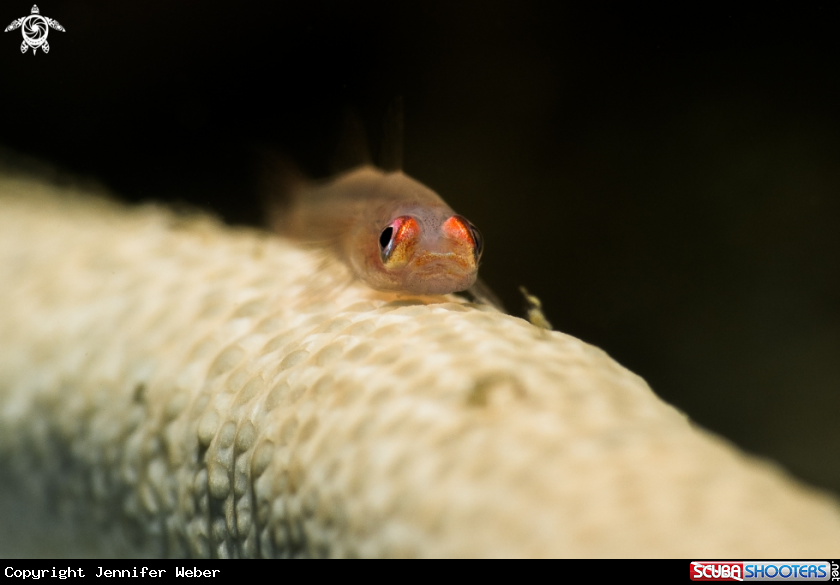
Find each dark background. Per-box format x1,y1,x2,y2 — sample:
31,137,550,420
1,1,838,495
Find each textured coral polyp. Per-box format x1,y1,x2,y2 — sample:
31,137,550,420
0,175,838,557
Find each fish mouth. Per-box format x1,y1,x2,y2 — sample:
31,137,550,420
411,252,474,272
403,253,477,294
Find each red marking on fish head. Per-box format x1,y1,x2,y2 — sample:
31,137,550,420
442,215,483,262
379,215,420,268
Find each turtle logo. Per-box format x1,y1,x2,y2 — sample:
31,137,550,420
5,5,65,55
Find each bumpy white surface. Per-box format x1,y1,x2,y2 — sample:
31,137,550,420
0,175,839,558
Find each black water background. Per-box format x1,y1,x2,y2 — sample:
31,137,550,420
1,1,838,496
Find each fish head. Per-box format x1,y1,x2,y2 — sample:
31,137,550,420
374,213,483,295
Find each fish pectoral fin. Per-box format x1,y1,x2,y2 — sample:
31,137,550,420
463,278,506,313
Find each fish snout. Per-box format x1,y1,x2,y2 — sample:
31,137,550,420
412,251,474,272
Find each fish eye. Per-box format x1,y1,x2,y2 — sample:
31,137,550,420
448,215,484,261
379,226,394,250
379,216,419,265
469,223,484,259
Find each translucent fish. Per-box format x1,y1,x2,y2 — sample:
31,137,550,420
267,164,486,297
261,100,502,308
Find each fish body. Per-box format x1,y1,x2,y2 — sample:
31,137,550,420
270,165,483,296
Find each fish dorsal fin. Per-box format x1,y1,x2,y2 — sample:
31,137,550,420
380,96,404,172
254,147,309,234
329,108,372,174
